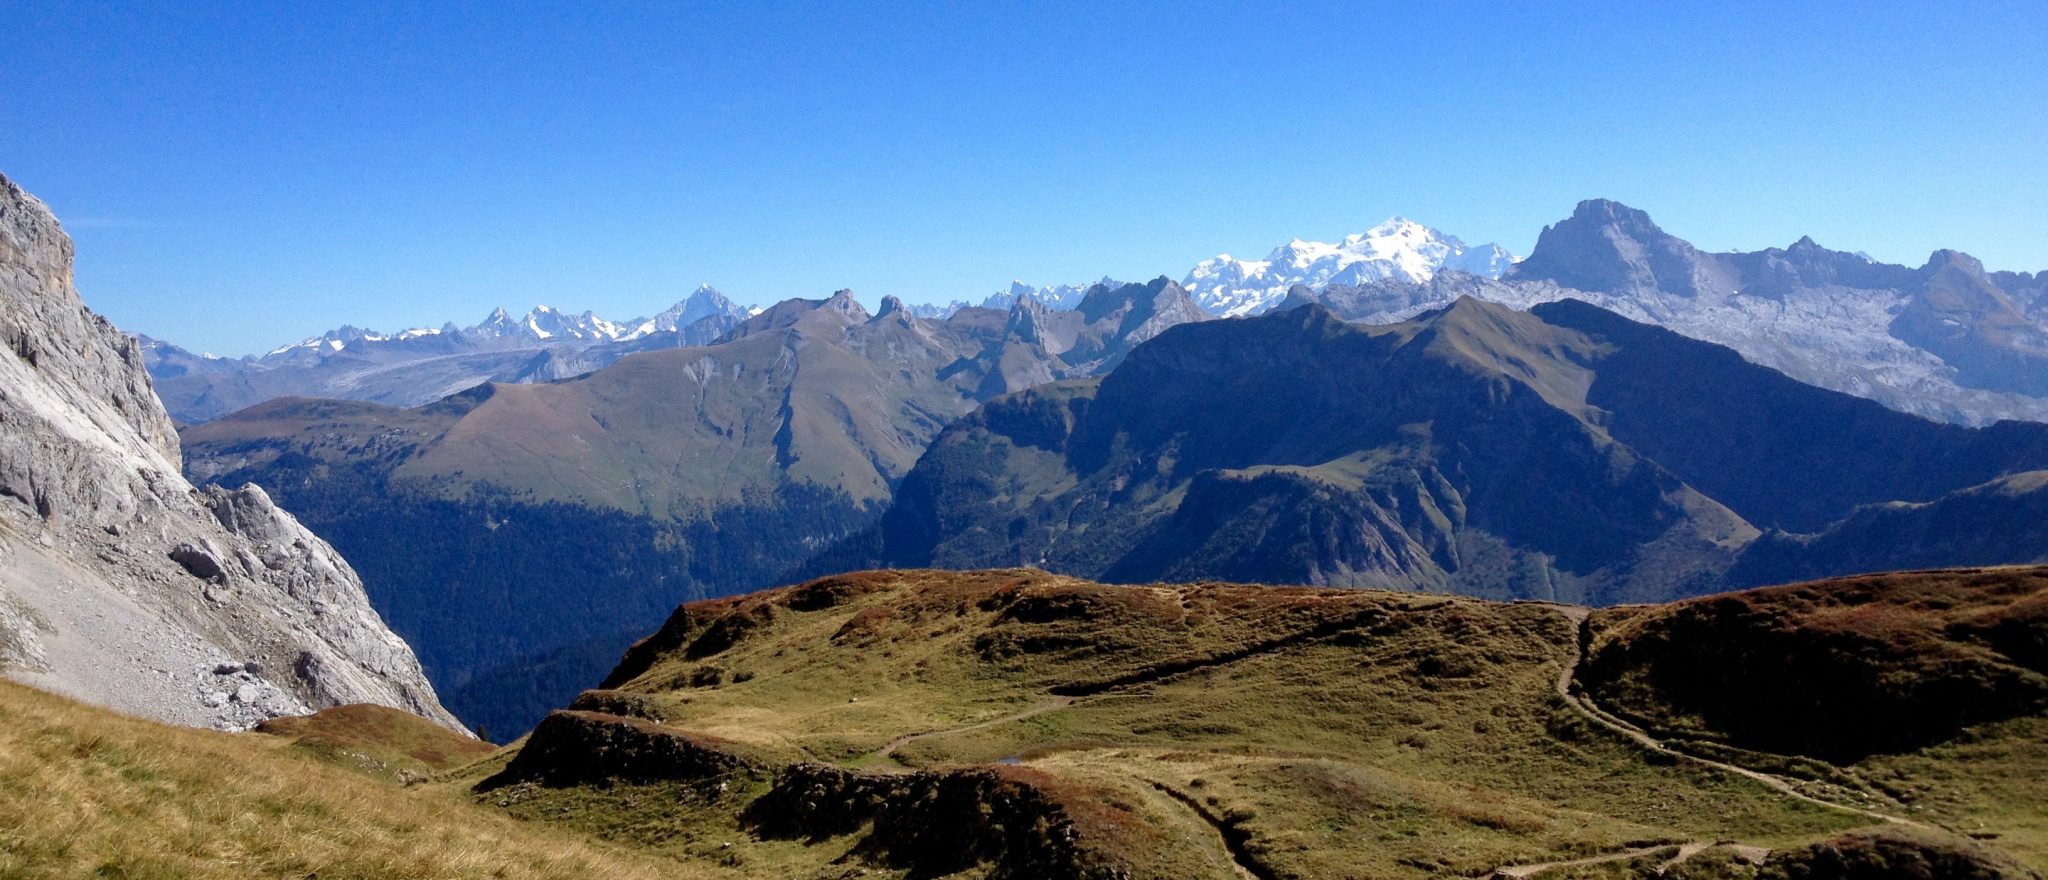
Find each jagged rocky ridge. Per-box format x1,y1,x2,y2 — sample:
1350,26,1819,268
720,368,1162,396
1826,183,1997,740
0,171,463,732
1286,200,2048,426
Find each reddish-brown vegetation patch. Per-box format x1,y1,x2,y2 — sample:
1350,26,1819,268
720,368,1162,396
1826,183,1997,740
1583,567,2048,762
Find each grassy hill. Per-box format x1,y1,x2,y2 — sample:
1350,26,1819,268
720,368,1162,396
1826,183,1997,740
5,568,2040,878
0,679,711,880
455,567,2047,879
253,703,501,781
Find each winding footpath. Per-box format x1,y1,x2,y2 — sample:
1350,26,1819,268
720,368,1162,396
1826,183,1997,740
1486,606,1926,879
1549,606,1922,829
872,696,1077,761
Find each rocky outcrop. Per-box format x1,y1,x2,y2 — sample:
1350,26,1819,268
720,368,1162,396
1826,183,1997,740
477,710,757,790
745,762,1109,880
0,171,463,732
1763,829,2042,880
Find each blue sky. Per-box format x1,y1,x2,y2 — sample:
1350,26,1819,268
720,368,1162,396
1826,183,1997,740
3,1,2043,356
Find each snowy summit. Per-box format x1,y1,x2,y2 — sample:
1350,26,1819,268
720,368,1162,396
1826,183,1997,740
1182,218,1518,317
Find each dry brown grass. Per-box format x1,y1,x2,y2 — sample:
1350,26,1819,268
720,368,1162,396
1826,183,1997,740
0,679,721,880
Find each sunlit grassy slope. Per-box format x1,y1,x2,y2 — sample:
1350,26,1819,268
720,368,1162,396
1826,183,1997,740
1585,567,2048,869
472,568,2048,879
251,702,499,781
8,567,2039,878
0,679,718,880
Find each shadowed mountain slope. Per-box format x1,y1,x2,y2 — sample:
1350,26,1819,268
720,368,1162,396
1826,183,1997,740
179,280,1208,736
825,299,2048,604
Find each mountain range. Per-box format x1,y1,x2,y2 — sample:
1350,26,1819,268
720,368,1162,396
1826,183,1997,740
142,284,756,422
1285,200,2048,426
821,296,2048,603
179,278,1210,735
4,168,2048,877
146,203,2048,430
113,190,2048,740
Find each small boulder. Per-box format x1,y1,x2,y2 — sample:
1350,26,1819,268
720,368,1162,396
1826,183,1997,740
168,544,225,582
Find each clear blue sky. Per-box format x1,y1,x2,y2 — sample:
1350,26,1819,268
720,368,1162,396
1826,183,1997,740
3,1,2043,356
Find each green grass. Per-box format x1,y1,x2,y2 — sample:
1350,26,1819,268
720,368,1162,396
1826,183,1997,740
1584,566,2048,868
0,679,720,880
522,569,1896,879
252,703,498,781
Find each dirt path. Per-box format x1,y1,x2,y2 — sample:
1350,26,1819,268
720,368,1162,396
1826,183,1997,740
873,696,1076,760
1490,844,1672,879
1480,606,1928,879
1549,606,1924,829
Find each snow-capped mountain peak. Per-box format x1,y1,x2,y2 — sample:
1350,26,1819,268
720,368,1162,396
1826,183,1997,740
648,284,744,333
1184,219,1517,317
250,288,760,363
982,277,1123,311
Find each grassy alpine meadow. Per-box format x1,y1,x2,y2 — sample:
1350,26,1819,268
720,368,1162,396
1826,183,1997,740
0,679,722,880
468,568,2046,879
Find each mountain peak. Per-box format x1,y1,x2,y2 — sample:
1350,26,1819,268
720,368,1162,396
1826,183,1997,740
823,289,869,320
1921,249,1987,275
1184,221,1514,317
1568,198,1660,229
1513,198,1724,298
983,279,1107,311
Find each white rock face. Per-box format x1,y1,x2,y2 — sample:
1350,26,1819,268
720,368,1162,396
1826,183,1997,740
0,172,466,733
1182,218,1516,317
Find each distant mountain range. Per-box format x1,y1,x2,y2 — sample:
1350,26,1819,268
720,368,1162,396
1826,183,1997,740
819,297,2048,604
142,202,2048,428
1283,200,2048,426
180,279,1210,735
147,197,2048,735
142,285,757,422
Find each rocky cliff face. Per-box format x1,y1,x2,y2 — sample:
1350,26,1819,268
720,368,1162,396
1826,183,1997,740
0,172,463,732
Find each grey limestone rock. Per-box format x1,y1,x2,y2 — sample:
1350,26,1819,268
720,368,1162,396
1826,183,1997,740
0,171,466,733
